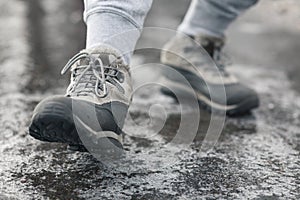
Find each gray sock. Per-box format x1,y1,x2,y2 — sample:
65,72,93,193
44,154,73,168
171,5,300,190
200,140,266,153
86,13,141,64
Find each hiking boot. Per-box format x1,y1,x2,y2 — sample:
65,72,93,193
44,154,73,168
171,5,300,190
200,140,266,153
160,34,259,115
29,46,132,158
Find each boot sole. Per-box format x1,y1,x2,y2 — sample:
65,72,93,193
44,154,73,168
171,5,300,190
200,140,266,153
160,77,259,116
29,97,124,156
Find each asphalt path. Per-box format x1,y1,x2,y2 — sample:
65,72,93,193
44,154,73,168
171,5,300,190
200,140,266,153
0,0,299,199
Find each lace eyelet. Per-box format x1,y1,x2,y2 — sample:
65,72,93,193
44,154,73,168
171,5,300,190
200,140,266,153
116,72,124,83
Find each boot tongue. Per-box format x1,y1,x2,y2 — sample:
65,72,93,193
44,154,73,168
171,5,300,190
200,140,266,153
96,54,118,67
77,53,117,67
82,44,126,66
193,35,225,57
91,52,119,68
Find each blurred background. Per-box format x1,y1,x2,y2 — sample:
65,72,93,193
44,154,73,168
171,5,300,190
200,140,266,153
0,0,300,199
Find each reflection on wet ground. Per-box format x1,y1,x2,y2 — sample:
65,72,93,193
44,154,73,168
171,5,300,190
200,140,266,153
0,0,300,199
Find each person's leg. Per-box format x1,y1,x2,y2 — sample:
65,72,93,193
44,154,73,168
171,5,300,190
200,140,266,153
178,0,259,38
29,0,153,155
84,0,153,64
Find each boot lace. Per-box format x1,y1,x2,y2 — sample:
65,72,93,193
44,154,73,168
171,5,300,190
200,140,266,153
61,52,124,98
185,44,231,77
212,47,232,77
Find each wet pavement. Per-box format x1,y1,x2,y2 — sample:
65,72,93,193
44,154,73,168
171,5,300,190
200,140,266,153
1,0,300,199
